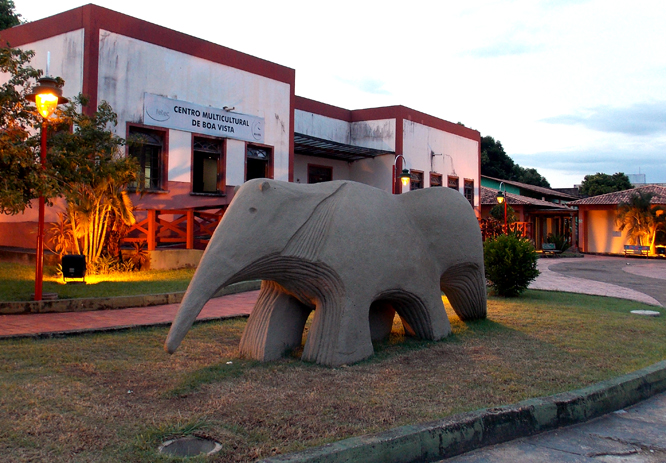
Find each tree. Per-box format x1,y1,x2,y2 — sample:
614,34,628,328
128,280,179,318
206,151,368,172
514,166,550,188
0,47,45,215
615,191,666,253
481,135,551,188
481,136,516,180
49,96,138,266
0,0,22,30
579,172,632,197
0,45,138,268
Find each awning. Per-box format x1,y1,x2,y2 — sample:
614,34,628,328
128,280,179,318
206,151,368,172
294,133,394,162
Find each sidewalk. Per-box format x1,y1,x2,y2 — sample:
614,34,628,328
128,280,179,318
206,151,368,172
0,290,258,338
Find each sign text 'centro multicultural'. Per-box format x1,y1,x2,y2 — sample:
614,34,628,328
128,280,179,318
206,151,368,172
143,93,264,143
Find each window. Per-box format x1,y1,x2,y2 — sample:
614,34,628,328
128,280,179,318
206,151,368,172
308,165,333,184
430,172,442,187
464,179,474,206
246,144,273,181
192,137,223,194
128,126,166,190
410,170,424,190
447,176,459,191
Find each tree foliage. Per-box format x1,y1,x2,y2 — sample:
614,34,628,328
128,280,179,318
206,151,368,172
49,95,138,265
615,191,666,252
483,234,539,297
0,47,45,214
481,136,550,188
579,172,632,197
0,0,22,30
0,46,138,267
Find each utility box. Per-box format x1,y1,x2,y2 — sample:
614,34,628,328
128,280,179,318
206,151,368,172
62,254,86,283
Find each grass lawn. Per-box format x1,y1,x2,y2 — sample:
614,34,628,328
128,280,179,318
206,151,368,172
1,290,665,462
0,262,195,302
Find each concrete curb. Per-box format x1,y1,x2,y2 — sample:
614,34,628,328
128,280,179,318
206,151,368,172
259,359,666,463
0,280,261,315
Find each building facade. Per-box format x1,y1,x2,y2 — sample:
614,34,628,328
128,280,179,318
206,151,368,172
0,5,481,250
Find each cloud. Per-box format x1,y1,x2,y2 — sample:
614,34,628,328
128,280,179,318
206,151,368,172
337,77,391,95
542,102,666,136
512,143,666,186
464,42,543,58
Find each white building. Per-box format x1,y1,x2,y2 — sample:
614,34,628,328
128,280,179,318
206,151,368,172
0,4,481,250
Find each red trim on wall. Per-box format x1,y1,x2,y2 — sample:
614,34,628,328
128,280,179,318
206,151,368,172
190,133,226,194
126,122,169,192
477,138,482,216
81,7,99,115
295,98,480,144
394,116,404,194
0,4,296,86
289,88,295,182
295,96,353,122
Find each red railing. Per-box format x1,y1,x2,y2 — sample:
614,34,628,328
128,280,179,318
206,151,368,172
123,206,227,250
479,220,533,241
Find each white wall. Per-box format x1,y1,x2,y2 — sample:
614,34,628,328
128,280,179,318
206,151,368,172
402,120,479,205
293,154,351,184
351,119,395,151
168,130,192,182
295,110,350,144
2,30,86,103
97,30,292,182
350,155,394,191
226,139,247,186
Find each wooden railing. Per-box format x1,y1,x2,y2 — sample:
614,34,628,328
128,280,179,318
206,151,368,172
123,206,227,250
479,219,533,241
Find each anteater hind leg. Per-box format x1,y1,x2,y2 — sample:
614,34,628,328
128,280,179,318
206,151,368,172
440,263,487,320
240,281,313,361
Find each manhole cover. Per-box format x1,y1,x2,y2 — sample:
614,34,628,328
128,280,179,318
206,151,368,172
630,310,661,317
158,436,222,457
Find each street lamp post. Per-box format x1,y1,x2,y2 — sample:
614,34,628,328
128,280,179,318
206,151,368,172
495,182,508,232
26,75,68,301
393,154,411,194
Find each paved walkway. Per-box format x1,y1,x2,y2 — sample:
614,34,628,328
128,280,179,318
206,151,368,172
0,290,258,338
530,256,666,307
1,255,664,338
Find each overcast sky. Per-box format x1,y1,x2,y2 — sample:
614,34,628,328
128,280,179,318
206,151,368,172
15,0,666,187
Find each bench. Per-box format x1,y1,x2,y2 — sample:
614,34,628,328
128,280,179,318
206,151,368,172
541,243,562,257
624,245,649,257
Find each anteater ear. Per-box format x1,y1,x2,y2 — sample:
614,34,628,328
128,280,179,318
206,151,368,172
260,181,270,192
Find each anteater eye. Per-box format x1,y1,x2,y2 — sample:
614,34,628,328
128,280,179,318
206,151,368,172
249,207,257,213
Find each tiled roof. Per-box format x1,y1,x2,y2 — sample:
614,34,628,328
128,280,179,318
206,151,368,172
482,175,577,200
569,185,666,206
480,186,573,209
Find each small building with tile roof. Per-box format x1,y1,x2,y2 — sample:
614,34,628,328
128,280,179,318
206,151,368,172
569,185,666,255
480,180,578,250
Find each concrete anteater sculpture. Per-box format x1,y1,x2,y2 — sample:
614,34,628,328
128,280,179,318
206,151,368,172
165,179,486,366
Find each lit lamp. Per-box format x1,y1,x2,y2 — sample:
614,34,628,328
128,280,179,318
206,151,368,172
393,154,411,194
26,75,69,301
399,168,411,187
495,182,508,231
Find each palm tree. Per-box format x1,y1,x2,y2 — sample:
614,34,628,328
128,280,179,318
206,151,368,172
65,178,135,265
615,191,659,252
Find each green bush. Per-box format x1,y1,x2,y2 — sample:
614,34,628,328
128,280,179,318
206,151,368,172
484,234,540,297
546,233,570,252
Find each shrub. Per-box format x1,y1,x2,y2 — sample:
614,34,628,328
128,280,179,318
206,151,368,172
484,234,539,297
546,233,570,252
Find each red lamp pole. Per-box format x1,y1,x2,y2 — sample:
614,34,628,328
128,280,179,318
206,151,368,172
27,74,68,302
503,193,507,231
35,121,48,301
